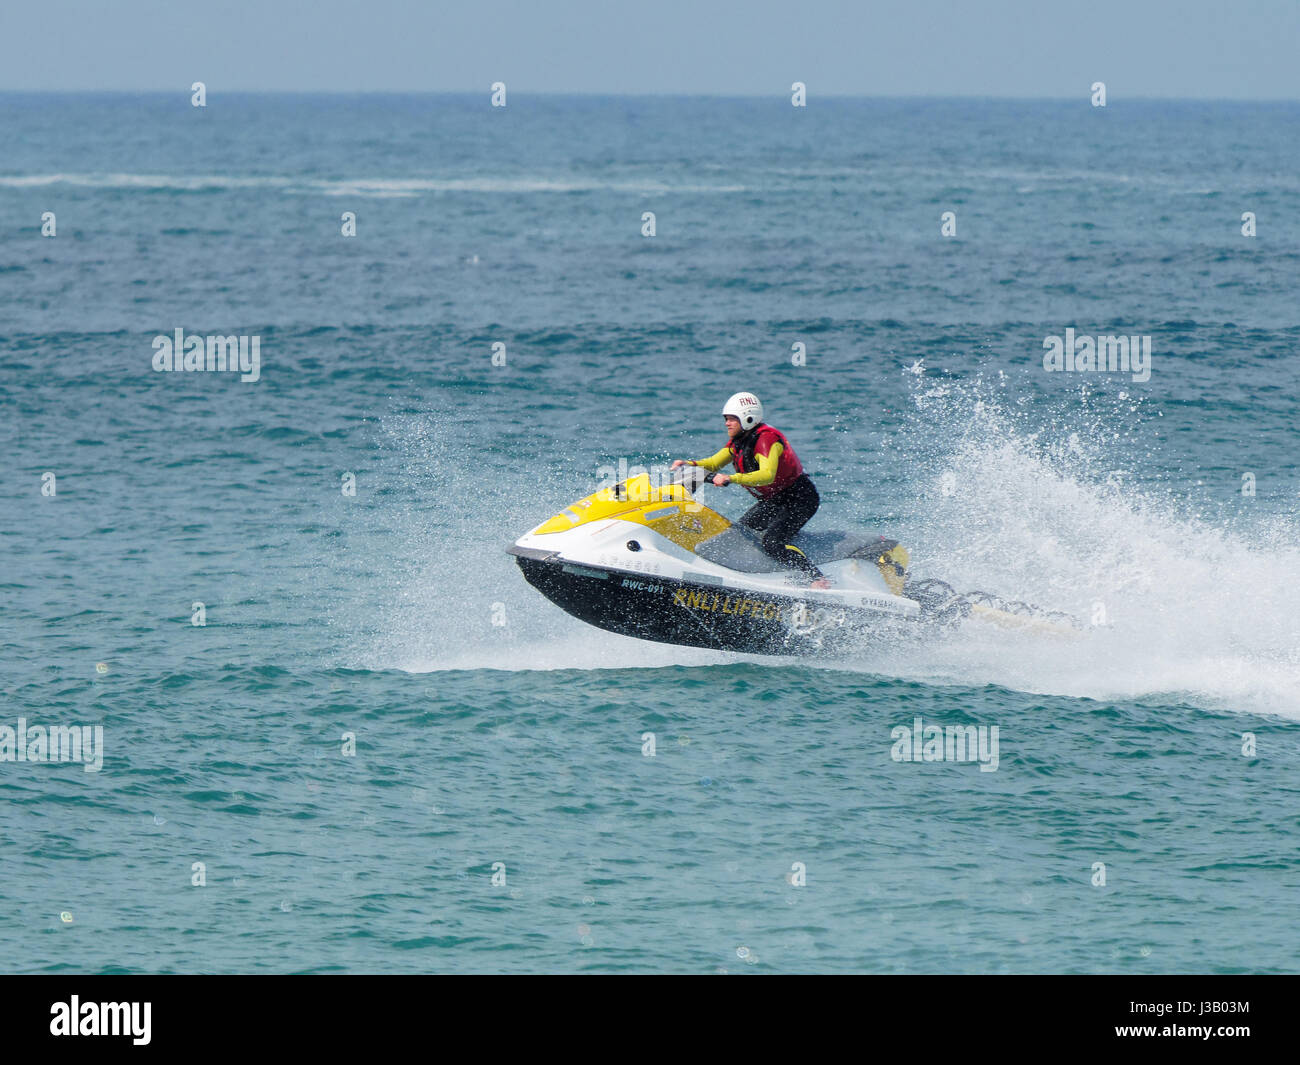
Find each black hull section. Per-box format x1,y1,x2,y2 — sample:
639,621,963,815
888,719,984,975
513,554,914,657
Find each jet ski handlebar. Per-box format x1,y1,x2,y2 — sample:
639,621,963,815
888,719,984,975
670,464,726,490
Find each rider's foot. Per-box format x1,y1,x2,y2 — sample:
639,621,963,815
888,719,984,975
810,577,831,590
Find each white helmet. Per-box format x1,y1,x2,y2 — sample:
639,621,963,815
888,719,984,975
723,391,763,430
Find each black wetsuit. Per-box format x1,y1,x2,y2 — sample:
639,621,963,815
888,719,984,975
736,473,825,582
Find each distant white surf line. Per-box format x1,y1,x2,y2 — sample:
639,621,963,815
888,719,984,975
0,173,746,196
0,172,293,190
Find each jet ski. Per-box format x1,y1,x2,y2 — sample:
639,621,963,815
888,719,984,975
507,465,1046,656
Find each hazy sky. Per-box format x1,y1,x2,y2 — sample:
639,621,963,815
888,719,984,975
2,0,1297,98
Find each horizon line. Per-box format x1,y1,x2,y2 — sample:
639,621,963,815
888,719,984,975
0,88,1297,104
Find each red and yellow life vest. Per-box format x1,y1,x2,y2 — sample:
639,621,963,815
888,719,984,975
728,424,805,498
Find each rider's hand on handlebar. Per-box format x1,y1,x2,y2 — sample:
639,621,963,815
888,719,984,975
712,474,730,487
671,459,687,469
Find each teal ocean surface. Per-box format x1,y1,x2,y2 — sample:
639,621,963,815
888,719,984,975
1,95,1298,973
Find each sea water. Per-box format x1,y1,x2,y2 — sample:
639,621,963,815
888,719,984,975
1,94,1298,973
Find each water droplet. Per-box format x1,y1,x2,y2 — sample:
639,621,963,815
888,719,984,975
60,911,74,924
735,946,750,959
152,814,166,826
95,662,108,674
280,899,292,912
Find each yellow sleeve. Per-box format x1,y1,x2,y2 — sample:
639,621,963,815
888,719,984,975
690,446,732,472
729,442,782,487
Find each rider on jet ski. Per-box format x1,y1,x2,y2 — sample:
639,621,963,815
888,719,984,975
672,392,831,589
